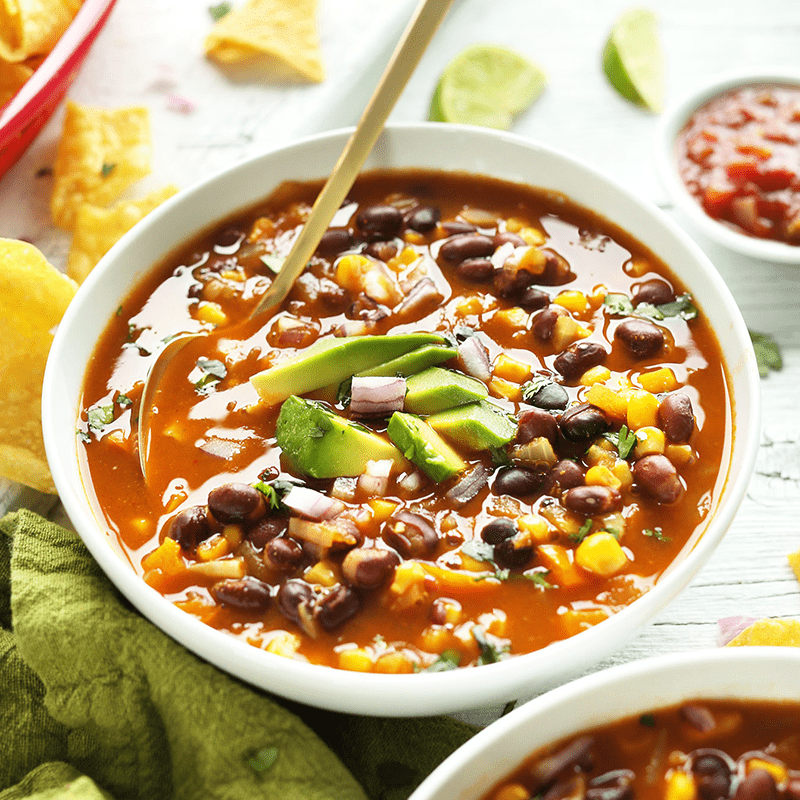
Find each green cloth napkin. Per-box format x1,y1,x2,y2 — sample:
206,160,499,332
0,510,476,800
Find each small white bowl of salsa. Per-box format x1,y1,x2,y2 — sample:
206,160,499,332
656,68,800,263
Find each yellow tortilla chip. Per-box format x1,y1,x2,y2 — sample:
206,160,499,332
726,618,800,647
0,239,77,494
0,59,32,106
67,185,180,283
204,0,325,84
788,549,800,583
51,102,152,230
0,0,81,63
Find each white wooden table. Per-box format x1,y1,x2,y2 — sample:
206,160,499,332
2,0,799,720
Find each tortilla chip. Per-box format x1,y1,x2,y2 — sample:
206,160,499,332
51,102,152,230
204,0,324,83
0,239,77,494
0,0,80,63
0,59,32,106
67,185,179,283
726,618,800,647
788,549,800,583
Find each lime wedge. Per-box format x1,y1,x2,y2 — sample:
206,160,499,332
429,44,547,130
602,7,664,113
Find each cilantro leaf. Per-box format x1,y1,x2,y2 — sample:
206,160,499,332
246,746,278,773
422,650,461,672
461,539,496,564
208,1,232,21
489,445,511,467
604,292,698,322
643,527,671,542
116,394,132,408
253,481,286,511
603,292,635,316
472,625,509,665
194,358,227,393
569,518,593,543
87,404,114,430
524,570,554,589
653,294,698,321
616,424,636,459
749,330,783,378
639,713,656,728
520,374,555,404
100,162,116,178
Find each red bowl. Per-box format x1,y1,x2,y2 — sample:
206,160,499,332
0,0,118,180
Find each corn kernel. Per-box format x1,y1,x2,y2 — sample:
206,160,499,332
627,389,660,430
665,770,697,800
493,306,529,331
493,353,532,383
404,230,426,245
561,608,610,637
454,296,483,316
419,625,454,653
493,783,531,800
611,460,634,490
517,514,551,544
304,560,338,587
388,561,428,610
590,285,608,305
666,444,696,466
519,226,546,246
248,216,276,241
489,377,522,402
537,543,584,587
747,759,788,784
338,647,374,672
585,465,622,490
336,253,400,305
517,246,547,274
505,217,525,233
580,365,612,386
633,426,666,458
551,315,592,351
196,533,230,562
396,245,419,266
638,367,679,393
196,301,227,326
553,290,590,314
367,498,399,523
575,532,628,576
266,631,301,658
585,383,628,419
220,268,245,282
222,524,243,547
439,598,463,625
479,610,508,637
375,651,415,674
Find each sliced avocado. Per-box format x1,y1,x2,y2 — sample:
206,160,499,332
251,333,445,406
428,400,518,451
356,344,457,378
387,411,465,483
404,367,488,416
276,395,405,478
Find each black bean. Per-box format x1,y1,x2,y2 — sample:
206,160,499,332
362,240,398,262
210,576,272,612
526,380,569,411
633,278,675,306
454,257,495,282
276,578,315,624
264,537,305,571
355,205,403,241
446,464,492,506
208,483,266,524
538,251,573,285
493,466,544,497
493,265,537,299
691,752,734,800
547,459,586,491
315,584,360,631
441,220,477,236
168,505,210,550
614,318,665,359
530,736,595,792
633,454,683,504
516,407,559,445
342,547,400,589
383,511,439,558
347,293,389,322
734,770,777,800
438,233,495,265
493,231,526,248
316,277,350,312
680,703,716,732
564,485,621,516
559,403,610,441
406,205,440,233
554,341,608,382
494,538,534,570
519,286,551,311
532,306,567,341
430,598,456,625
247,515,289,548
658,392,695,442
480,517,518,544
316,228,353,257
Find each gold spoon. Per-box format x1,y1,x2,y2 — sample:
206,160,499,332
138,0,454,480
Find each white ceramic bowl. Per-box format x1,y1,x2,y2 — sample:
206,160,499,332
656,68,800,263
43,123,761,717
409,647,800,800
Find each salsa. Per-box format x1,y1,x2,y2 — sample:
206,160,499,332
78,170,731,673
484,699,800,800
676,83,800,243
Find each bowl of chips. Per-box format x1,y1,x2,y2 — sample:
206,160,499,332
408,646,800,800
43,123,761,716
0,0,118,179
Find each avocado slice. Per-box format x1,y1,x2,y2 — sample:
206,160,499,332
356,344,457,378
276,395,405,478
251,333,445,406
427,400,518,451
387,411,466,483
404,367,488,416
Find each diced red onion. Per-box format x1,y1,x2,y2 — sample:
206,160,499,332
333,320,377,337
716,615,758,646
283,486,344,520
331,476,357,502
394,277,443,319
350,376,406,417
357,458,393,496
166,94,197,113
457,335,491,382
398,471,424,492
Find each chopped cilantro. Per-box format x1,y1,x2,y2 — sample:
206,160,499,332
643,527,671,542
472,625,509,665
639,713,656,727
253,481,285,511
100,162,116,178
116,394,132,408
461,539,496,564
520,374,553,403
116,305,123,317
569,518,593,543
194,357,227,392
603,292,635,316
336,378,352,407
77,430,91,444
604,292,698,322
208,1,232,21
246,746,278,773
422,650,461,672
87,404,114,430
524,570,554,589
612,424,637,459
489,445,511,467
259,254,284,274
749,330,783,378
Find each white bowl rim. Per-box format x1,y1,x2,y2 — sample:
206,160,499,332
43,121,762,717
408,647,800,800
655,66,800,263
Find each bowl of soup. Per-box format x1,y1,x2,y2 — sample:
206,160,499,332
656,69,800,263
43,123,761,716
408,648,800,800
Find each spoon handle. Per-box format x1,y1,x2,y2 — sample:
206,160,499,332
252,0,455,318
